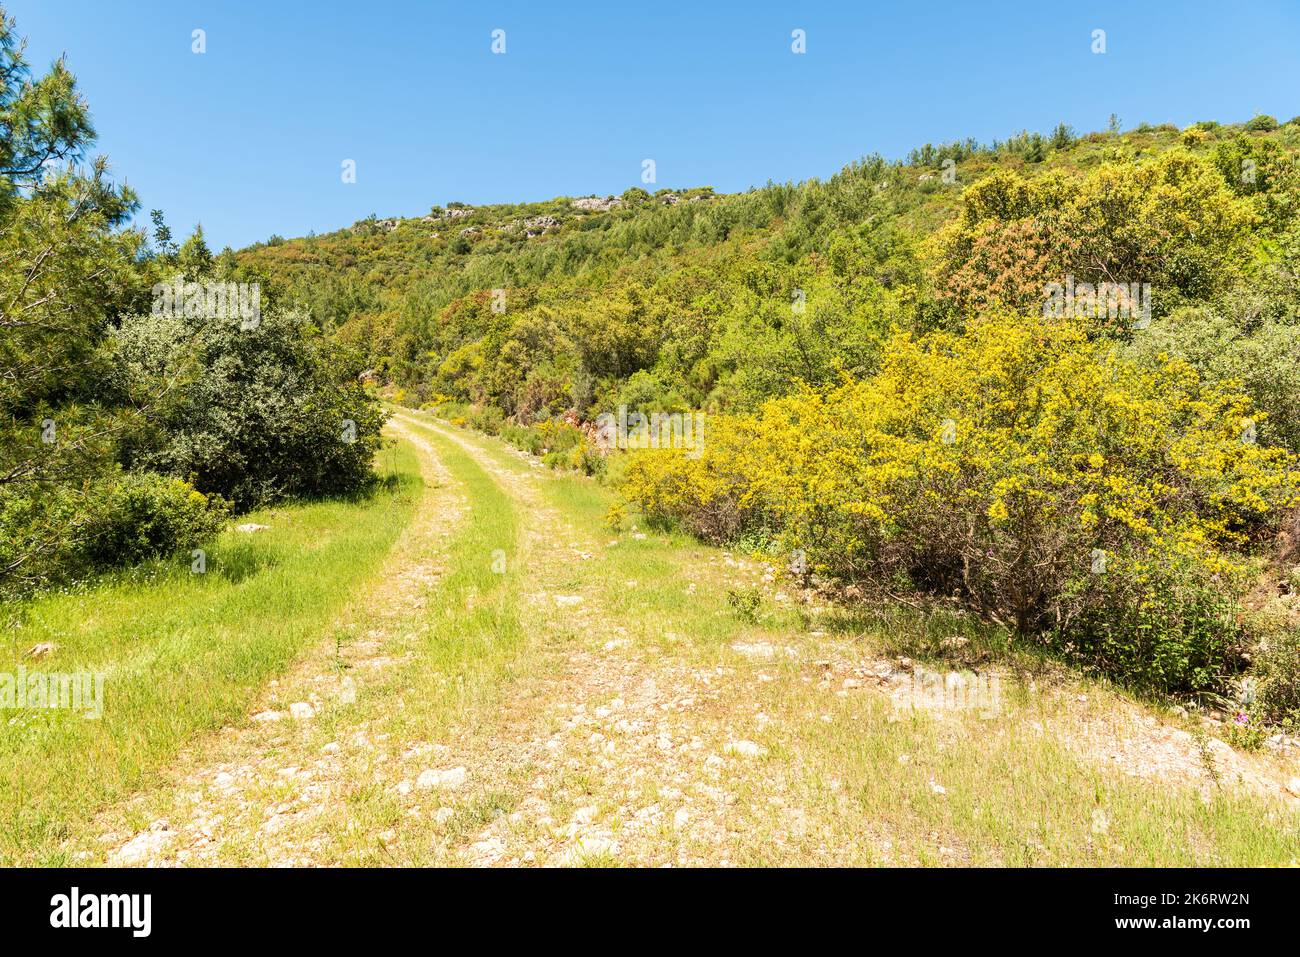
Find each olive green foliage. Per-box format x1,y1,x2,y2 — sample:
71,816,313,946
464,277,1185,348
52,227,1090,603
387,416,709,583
1127,307,1300,453
82,472,228,567
114,302,387,510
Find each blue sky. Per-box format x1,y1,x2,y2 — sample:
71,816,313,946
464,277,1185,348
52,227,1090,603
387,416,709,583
9,1,1300,250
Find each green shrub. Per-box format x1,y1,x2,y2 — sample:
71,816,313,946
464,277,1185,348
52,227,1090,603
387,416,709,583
1126,307,1300,454
465,404,504,435
113,309,386,510
1246,114,1279,131
727,587,761,622
1057,550,1243,693
0,471,228,593
500,423,545,454
542,422,584,456
83,472,229,567
0,485,83,592
1248,613,1300,726
568,441,606,477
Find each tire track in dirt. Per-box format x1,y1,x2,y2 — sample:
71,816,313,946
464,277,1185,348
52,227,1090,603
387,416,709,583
86,419,467,865
391,413,835,867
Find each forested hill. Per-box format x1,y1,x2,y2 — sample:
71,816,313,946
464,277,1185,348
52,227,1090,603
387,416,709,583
236,117,1300,424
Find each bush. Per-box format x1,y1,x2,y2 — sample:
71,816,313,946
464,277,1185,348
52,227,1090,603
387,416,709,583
500,423,545,455
497,417,607,476
618,415,759,541
1059,550,1243,692
465,404,504,435
538,421,584,457
0,484,83,592
568,441,606,477
83,472,229,567
1126,307,1300,454
0,470,228,594
542,437,605,477
1249,621,1300,726
621,314,1299,693
1246,114,1279,132
113,309,386,510
930,151,1255,319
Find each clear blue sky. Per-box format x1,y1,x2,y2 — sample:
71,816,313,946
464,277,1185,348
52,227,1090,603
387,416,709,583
9,0,1299,250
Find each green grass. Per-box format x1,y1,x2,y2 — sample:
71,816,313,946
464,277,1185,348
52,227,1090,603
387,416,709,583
185,414,533,865
0,442,423,865
389,418,523,734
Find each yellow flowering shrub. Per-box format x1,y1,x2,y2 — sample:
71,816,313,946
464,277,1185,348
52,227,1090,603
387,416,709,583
620,314,1299,692
619,414,765,543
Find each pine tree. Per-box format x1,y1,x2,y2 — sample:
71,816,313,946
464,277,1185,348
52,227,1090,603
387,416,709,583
0,11,142,587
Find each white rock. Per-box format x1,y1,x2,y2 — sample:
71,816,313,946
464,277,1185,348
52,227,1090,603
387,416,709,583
337,677,357,705
554,595,583,607
724,740,765,758
235,523,270,533
472,836,505,858
26,642,56,659
417,766,467,790
288,701,315,720
251,709,283,723
111,823,174,865
563,836,618,864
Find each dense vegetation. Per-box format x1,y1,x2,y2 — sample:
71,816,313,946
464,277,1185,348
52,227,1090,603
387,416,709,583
238,112,1300,720
2,0,1296,727
0,11,384,594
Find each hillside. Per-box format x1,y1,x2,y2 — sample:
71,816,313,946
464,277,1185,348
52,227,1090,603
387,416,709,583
236,118,1300,419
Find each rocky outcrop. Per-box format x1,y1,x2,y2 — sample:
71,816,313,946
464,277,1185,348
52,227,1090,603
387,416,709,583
510,214,561,237
571,196,622,212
